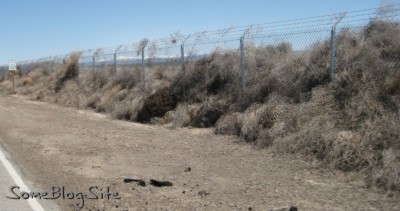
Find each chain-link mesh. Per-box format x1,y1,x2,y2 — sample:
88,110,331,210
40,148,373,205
2,4,399,92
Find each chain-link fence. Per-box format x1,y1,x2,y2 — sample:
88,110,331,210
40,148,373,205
1,5,399,92
1,4,399,192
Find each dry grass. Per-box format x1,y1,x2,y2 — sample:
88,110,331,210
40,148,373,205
56,80,88,108
188,97,226,127
171,52,241,104
54,51,81,92
166,104,191,128
137,84,176,122
215,112,243,136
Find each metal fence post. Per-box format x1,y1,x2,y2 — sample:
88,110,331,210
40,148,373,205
114,45,122,73
141,47,145,91
92,56,95,72
240,36,245,91
181,35,190,72
114,53,117,72
181,43,185,72
330,27,336,81
329,12,346,81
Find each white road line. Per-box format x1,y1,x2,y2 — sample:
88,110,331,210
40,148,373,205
0,148,45,211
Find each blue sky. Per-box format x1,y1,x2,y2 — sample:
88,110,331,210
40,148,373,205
0,0,390,64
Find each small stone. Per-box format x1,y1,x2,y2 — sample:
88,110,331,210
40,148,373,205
198,190,210,197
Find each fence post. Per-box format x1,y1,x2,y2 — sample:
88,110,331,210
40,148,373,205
240,36,245,91
114,53,117,73
141,47,145,91
92,56,95,72
181,43,185,72
329,12,346,81
114,45,122,73
181,35,190,72
329,27,336,81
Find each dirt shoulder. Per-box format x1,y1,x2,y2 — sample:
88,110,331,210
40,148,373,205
0,94,398,210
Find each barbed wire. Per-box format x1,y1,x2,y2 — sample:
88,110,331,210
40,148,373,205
7,3,400,65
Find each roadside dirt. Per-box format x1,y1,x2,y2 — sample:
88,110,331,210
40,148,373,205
0,94,399,210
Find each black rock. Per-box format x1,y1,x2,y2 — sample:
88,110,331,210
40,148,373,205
137,180,146,187
123,178,146,186
185,167,192,172
150,179,173,187
289,206,298,211
124,178,138,183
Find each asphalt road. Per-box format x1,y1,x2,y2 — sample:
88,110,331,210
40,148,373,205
0,146,36,211
0,144,59,211
0,159,34,210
